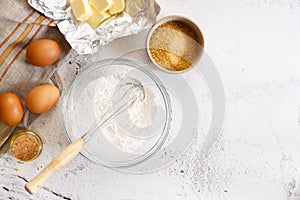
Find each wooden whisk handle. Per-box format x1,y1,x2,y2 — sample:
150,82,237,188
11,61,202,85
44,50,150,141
25,138,85,195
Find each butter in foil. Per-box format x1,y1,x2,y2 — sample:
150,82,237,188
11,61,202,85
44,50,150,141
28,0,160,54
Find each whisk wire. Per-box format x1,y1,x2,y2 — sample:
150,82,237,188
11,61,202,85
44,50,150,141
81,79,145,142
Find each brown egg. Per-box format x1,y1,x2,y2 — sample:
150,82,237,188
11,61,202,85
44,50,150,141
26,84,60,114
0,92,24,126
26,39,61,67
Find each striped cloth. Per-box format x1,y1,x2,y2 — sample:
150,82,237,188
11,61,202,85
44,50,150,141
0,0,70,148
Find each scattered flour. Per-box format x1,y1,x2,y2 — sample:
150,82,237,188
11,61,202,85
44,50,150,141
94,75,154,153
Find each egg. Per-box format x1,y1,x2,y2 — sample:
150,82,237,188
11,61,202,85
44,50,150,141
0,92,24,126
26,84,60,114
26,39,61,67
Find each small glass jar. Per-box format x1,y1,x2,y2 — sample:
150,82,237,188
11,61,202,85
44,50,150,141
10,129,43,162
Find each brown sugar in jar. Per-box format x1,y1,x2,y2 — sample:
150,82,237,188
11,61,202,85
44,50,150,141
147,16,205,73
10,130,43,162
149,21,201,71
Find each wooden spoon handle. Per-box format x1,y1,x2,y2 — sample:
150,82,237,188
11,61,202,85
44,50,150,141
25,138,85,195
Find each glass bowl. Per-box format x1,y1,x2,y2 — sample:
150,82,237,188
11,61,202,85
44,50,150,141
61,58,171,168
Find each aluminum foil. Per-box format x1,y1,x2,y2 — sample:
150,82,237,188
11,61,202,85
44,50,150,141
28,0,160,54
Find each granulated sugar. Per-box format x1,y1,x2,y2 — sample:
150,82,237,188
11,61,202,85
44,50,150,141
149,21,200,71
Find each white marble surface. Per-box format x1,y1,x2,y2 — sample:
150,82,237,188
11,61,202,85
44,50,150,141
2,0,300,199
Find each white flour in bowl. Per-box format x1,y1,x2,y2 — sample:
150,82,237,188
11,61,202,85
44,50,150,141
94,75,155,153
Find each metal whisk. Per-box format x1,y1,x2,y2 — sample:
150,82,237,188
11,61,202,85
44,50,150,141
82,77,145,142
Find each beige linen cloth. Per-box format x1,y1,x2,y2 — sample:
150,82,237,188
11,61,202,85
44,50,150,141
0,0,70,148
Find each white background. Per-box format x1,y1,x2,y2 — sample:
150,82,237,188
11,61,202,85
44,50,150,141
1,0,300,199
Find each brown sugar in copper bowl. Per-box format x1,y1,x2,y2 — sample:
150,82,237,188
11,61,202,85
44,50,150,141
146,15,204,73
10,129,43,162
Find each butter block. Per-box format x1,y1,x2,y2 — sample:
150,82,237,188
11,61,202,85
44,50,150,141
86,9,111,29
89,0,114,12
109,0,125,14
71,0,92,21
